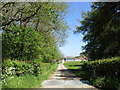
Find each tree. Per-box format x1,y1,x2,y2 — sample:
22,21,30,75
75,2,120,60
1,2,68,46
2,25,44,61
2,2,68,62
0,33,2,61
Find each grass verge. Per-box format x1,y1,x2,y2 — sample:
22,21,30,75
2,61,58,88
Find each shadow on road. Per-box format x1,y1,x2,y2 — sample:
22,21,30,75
41,64,96,88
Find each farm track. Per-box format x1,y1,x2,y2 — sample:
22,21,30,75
41,64,98,89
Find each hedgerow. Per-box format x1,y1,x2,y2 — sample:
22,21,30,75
82,57,120,77
2,59,58,88
81,57,120,89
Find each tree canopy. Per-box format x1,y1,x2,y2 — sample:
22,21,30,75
75,2,120,60
1,2,68,62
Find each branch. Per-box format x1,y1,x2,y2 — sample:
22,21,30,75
1,2,15,9
2,18,21,26
2,27,18,34
21,6,41,22
2,6,41,27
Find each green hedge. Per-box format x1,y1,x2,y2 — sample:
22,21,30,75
63,58,120,89
81,57,120,89
82,57,120,77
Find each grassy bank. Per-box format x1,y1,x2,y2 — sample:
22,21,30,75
64,57,120,89
2,60,58,88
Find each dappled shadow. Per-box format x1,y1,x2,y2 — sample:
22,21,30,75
67,69,78,71
66,68,89,80
54,69,80,80
53,68,92,86
80,80,91,85
41,64,96,88
65,69,92,85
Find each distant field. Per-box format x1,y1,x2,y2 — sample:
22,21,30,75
64,61,85,69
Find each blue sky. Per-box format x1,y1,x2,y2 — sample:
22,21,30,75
59,2,92,57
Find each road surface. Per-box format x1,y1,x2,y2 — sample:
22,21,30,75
41,64,98,89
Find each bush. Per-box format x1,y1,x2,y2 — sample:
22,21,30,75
81,57,120,89
2,60,54,76
82,57,120,77
64,57,120,89
92,76,120,89
92,76,105,88
2,25,44,61
2,59,58,88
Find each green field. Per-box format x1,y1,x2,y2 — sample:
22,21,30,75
64,61,84,69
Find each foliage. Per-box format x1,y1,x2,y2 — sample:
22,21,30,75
82,57,120,77
2,59,54,76
81,57,120,89
2,23,64,63
40,33,64,63
92,76,105,88
2,25,44,61
2,59,58,88
75,2,120,60
1,2,67,88
1,2,68,46
64,57,120,89
92,76,120,89
74,56,82,58
1,2,68,62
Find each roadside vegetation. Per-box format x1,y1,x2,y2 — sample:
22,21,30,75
72,2,120,89
1,2,68,88
1,2,120,89
2,59,58,88
75,2,120,60
64,57,120,89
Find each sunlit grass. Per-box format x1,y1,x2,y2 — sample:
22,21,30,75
2,64,58,88
64,61,85,69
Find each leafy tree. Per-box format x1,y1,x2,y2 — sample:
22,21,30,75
1,2,68,46
2,25,44,61
75,2,120,60
1,2,68,62
0,33,1,61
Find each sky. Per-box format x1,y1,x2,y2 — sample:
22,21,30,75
59,2,92,57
